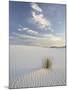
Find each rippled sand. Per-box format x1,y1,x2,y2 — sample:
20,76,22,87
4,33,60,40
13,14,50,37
9,68,66,89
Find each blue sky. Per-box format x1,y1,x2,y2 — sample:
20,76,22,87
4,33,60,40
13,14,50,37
9,1,66,47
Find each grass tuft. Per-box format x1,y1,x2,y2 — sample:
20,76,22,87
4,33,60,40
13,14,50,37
42,57,52,69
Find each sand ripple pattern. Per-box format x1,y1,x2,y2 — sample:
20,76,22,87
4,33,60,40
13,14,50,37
9,69,66,89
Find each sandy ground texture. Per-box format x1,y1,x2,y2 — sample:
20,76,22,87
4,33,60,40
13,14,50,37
9,68,66,89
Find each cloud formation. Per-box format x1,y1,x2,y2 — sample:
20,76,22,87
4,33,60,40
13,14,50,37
12,32,39,40
30,35,65,47
31,3,53,32
10,31,65,47
31,3,42,12
32,11,51,29
9,3,65,47
18,27,39,36
27,29,38,35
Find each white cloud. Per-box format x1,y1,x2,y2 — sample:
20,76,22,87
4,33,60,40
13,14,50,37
11,31,65,47
27,29,38,35
35,33,65,47
30,3,53,32
19,34,38,39
18,26,39,36
18,28,22,31
55,32,65,36
32,11,51,29
43,34,64,42
43,34,53,37
51,38,65,47
23,28,28,31
47,35,65,47
19,34,37,39
12,32,39,40
17,27,28,31
31,3,42,12
51,36,62,41
31,35,65,47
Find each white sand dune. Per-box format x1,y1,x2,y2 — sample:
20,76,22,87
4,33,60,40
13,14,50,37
9,68,66,89
9,45,66,88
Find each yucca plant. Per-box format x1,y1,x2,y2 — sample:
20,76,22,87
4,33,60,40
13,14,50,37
42,57,52,69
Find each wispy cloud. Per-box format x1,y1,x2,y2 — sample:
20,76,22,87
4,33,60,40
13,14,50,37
27,29,38,35
17,28,22,31
31,3,53,32
12,32,39,40
10,31,65,47
23,28,28,31
31,3,42,12
17,27,28,31
32,11,51,29
18,27,39,36
31,35,65,47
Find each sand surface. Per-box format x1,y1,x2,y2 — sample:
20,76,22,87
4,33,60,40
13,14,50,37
9,68,66,89
9,45,66,88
